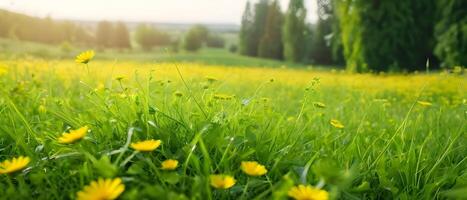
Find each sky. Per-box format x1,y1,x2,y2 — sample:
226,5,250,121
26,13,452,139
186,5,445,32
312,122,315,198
0,0,318,24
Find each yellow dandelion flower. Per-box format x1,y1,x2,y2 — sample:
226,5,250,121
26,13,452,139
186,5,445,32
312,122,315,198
77,178,125,200
210,174,236,189
241,161,267,176
130,139,161,152
161,159,179,170
330,119,344,129
417,101,432,107
288,185,329,200
314,102,326,108
0,156,30,174
58,126,89,144
75,50,95,64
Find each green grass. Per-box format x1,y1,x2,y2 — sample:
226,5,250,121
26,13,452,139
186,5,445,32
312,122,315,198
0,38,307,68
0,51,466,199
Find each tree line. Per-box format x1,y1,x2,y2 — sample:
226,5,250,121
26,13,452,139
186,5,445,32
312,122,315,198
239,0,466,71
0,9,226,52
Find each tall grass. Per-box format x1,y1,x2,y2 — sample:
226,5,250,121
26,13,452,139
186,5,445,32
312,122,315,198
0,59,465,199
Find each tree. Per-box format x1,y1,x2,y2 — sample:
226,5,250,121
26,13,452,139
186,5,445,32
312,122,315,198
434,0,467,68
309,0,335,65
135,24,171,51
258,0,283,60
184,25,209,52
251,0,270,56
239,1,255,55
335,0,437,72
206,34,225,48
96,21,113,48
283,0,307,62
112,22,131,49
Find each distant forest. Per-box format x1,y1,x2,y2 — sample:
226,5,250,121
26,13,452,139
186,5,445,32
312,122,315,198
239,0,466,71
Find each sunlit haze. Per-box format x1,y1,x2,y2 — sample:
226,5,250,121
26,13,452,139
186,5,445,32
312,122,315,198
0,0,318,24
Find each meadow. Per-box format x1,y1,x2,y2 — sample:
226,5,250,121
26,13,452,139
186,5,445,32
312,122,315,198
0,52,466,199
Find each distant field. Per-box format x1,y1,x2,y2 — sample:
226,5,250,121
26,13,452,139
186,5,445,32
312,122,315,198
0,38,308,68
0,56,465,199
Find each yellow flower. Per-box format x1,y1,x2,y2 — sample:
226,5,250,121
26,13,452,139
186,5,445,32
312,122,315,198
77,178,125,200
130,139,161,152
241,161,267,176
330,119,344,129
288,185,329,200
161,159,179,170
75,50,95,64
58,126,89,144
0,156,30,174
210,174,236,189
417,101,432,107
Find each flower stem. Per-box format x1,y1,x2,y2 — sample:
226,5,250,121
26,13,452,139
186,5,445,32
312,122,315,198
241,177,250,199
120,151,138,167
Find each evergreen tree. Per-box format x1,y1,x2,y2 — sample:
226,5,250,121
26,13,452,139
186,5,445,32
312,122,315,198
309,0,335,65
258,0,283,60
251,0,270,57
113,22,131,49
96,21,113,48
239,1,255,55
335,0,437,72
434,0,467,68
283,0,307,62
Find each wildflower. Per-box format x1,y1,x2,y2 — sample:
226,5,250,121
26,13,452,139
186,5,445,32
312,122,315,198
313,102,326,108
0,156,30,174
75,50,95,64
130,139,161,152
330,119,344,129
161,159,178,170
58,126,89,144
288,185,329,200
77,178,125,200
210,174,236,189
417,101,432,107
241,161,267,176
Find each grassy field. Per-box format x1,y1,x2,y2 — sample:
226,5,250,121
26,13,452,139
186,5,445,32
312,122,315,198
0,38,307,68
0,52,466,200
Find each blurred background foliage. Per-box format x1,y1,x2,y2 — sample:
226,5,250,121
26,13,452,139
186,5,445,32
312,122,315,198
0,0,465,72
